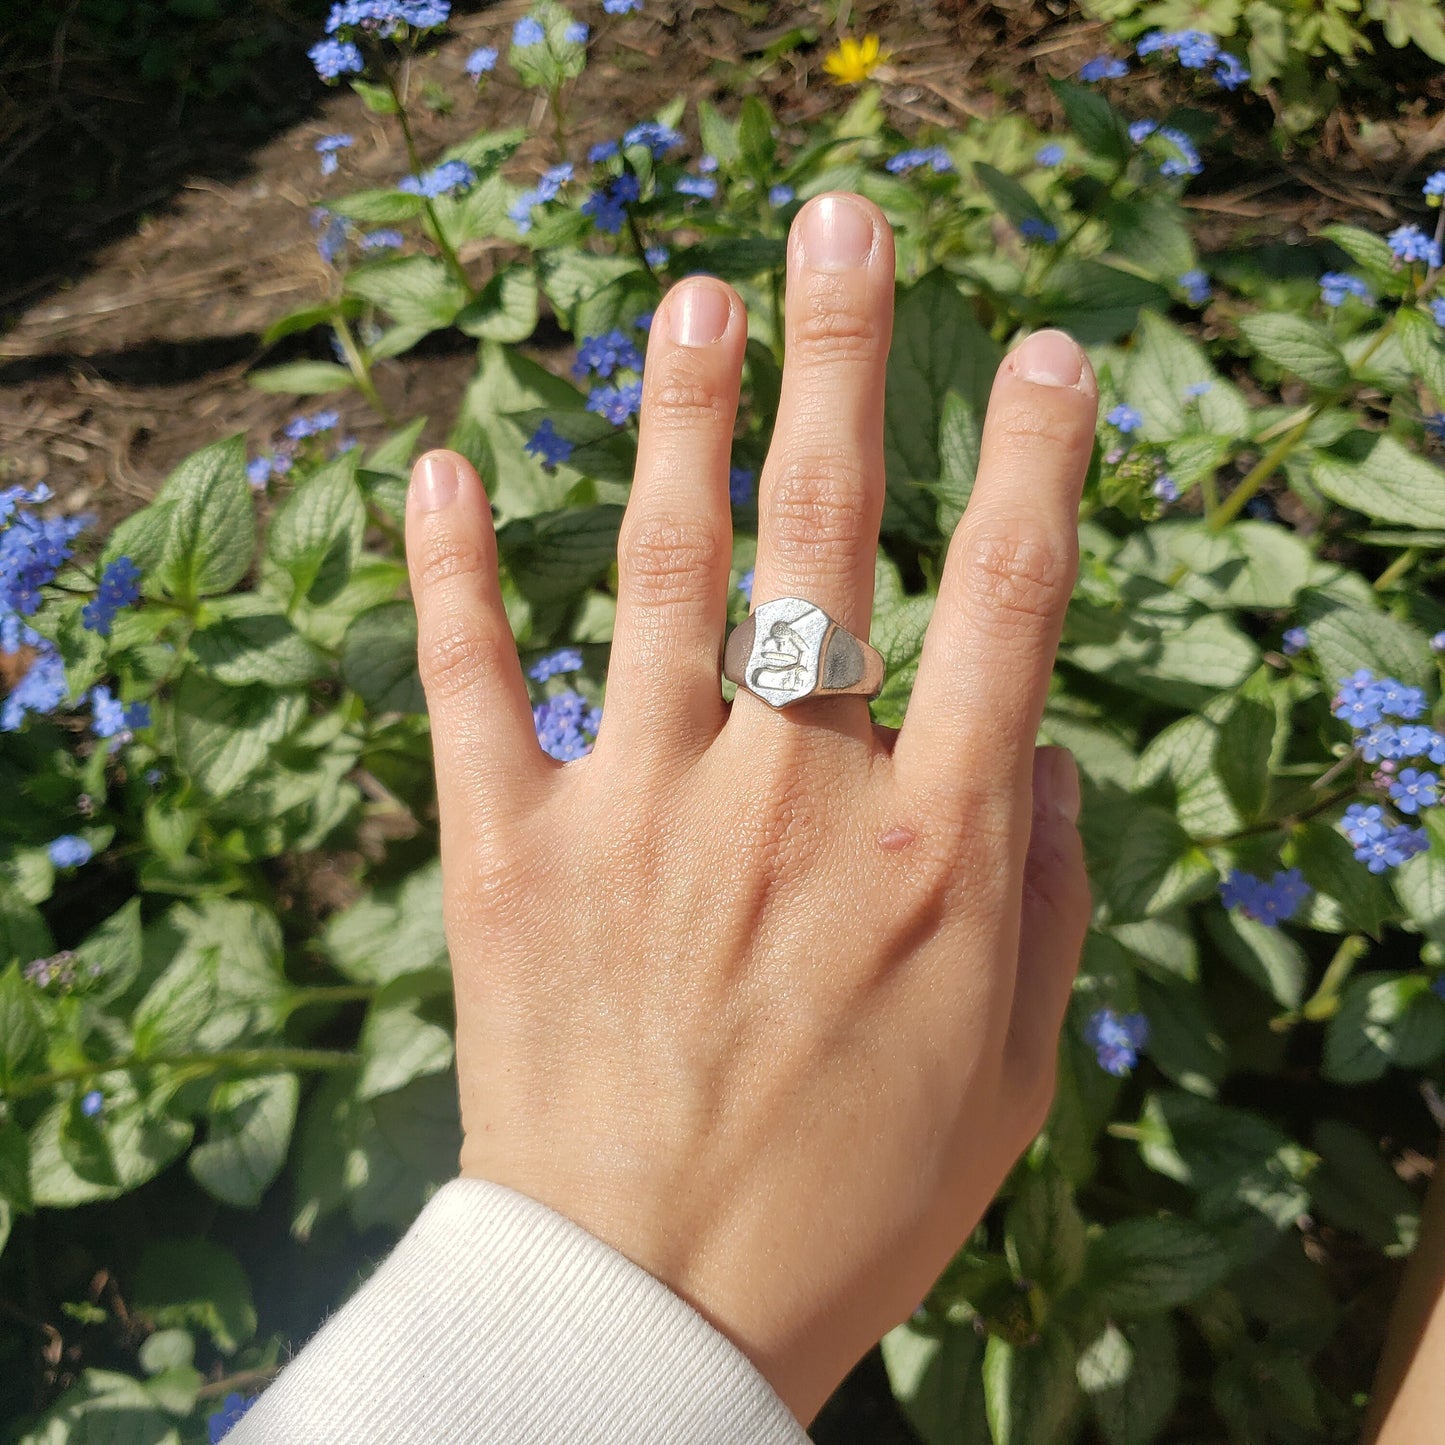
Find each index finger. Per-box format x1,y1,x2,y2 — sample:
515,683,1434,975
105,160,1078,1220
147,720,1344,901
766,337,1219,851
891,329,1096,831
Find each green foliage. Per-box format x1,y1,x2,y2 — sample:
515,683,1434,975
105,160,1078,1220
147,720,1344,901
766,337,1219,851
6,4,1445,1441
1080,0,1445,133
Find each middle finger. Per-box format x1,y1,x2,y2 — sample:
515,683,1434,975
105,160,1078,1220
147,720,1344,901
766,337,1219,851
736,192,895,745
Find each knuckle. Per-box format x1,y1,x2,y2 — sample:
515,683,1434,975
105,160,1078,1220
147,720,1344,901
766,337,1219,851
418,614,512,703
793,278,881,363
960,522,1070,635
619,515,720,606
993,396,1094,452
648,363,729,433
766,452,872,557
412,530,492,594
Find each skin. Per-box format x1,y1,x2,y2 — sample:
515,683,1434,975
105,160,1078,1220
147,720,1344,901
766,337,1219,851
403,192,1097,1426
1364,1133,1445,1443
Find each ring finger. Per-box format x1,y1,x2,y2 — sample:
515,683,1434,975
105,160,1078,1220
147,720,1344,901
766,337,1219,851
735,192,895,747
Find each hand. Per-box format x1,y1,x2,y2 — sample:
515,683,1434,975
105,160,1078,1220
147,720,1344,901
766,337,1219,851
404,191,1097,1425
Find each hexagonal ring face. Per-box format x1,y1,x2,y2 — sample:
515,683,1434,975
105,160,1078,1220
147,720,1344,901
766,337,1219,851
743,597,831,708
723,596,884,709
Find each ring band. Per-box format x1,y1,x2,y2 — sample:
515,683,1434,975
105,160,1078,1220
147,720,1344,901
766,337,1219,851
723,596,885,709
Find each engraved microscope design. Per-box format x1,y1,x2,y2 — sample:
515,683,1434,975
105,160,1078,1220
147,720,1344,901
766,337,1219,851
749,618,810,695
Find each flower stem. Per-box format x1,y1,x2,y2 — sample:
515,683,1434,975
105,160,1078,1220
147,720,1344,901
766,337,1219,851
382,65,475,300
332,314,392,420
1197,783,1360,849
9,1047,358,1100
1374,546,1421,592
1208,414,1312,532
1301,934,1370,1021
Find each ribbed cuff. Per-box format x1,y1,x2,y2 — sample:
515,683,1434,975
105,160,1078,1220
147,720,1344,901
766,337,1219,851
230,1177,811,1444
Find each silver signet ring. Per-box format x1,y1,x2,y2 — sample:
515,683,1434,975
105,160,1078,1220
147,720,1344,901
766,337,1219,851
723,596,885,709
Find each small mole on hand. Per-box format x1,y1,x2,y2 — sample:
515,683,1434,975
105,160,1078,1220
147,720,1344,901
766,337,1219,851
878,825,916,852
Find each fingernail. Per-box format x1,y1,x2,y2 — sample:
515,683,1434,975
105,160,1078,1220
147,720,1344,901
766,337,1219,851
1013,329,1083,388
1035,748,1082,823
798,194,875,271
670,282,731,347
413,452,460,512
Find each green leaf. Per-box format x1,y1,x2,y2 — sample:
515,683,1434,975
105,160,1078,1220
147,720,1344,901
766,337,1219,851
1036,261,1172,346
1137,1092,1311,1230
341,601,425,714
1396,837,1445,946
1103,195,1194,281
0,964,45,1090
983,1326,1079,1445
1206,910,1307,1008
933,387,985,536
974,162,1052,229
324,860,448,985
357,975,454,1100
132,948,217,1056
1294,821,1394,937
1308,1118,1419,1254
292,1068,461,1238
1084,1217,1239,1314
1238,312,1350,388
1103,807,1218,921
1214,670,1278,821
881,1322,991,1445
155,436,255,599
456,263,539,342
346,255,468,333
1123,311,1250,441
1052,78,1129,163
58,1087,194,1200
1297,591,1433,689
1135,974,1228,1098
138,1329,195,1376
16,1370,182,1445
450,342,585,524
366,416,429,478
133,1238,256,1353
537,252,639,330
192,609,329,687
500,504,624,603
884,270,1001,542
101,501,175,579
262,302,358,347
738,95,777,177
1320,223,1410,296
248,360,357,395
142,899,288,1051
670,238,786,282
1311,431,1445,526
326,188,427,224
867,553,934,729
350,75,399,112
266,453,367,606
697,99,740,165
188,1072,300,1208
1065,599,1260,709
1323,973,1445,1082
1078,1318,1181,1445
173,671,306,796
1396,304,1445,401
0,1119,32,1212
1005,1159,1087,1297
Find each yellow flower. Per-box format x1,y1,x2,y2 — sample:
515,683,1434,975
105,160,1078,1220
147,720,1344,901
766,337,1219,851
822,33,890,85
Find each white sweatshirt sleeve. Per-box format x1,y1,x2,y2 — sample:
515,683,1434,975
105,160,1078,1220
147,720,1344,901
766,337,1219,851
228,1177,812,1444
